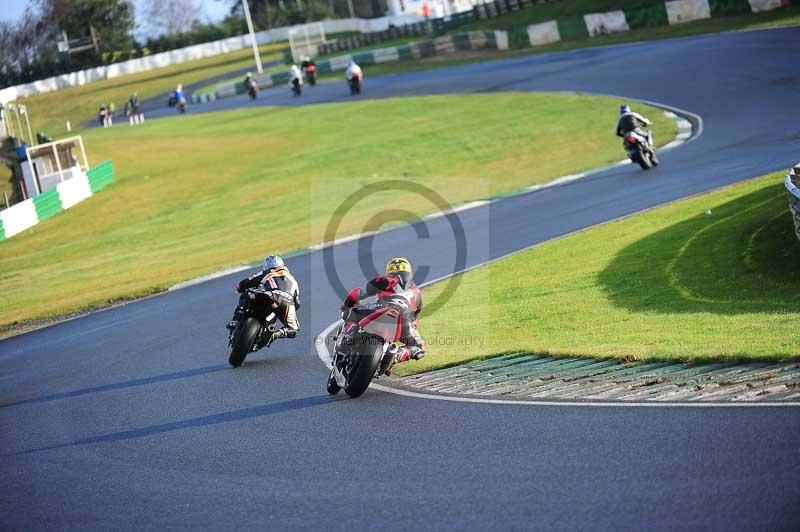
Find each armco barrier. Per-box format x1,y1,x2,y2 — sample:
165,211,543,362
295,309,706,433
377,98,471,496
0,160,114,241
787,163,800,242
527,0,791,47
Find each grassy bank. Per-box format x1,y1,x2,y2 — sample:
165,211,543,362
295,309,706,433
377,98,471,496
403,173,800,376
12,43,287,135
0,92,674,331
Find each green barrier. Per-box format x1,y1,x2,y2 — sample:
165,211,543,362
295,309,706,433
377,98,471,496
709,0,753,16
414,40,437,58
316,61,333,74
87,160,115,193
452,34,472,50
33,188,63,221
557,16,590,40
509,26,530,49
351,52,375,65
0,219,5,241
271,71,290,85
397,44,414,60
624,4,669,29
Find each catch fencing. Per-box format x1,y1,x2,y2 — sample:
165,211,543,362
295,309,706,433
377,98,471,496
787,163,800,242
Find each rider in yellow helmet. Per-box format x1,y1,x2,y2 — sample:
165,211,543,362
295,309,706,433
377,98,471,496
342,257,426,370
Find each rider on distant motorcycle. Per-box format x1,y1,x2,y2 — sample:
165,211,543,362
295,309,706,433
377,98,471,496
616,104,658,164
345,60,362,83
289,65,303,85
174,84,185,103
227,255,300,345
342,257,426,367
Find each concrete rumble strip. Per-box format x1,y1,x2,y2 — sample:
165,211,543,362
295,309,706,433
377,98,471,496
394,355,800,401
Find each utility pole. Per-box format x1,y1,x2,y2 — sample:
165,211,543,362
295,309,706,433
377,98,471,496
347,0,355,18
242,0,264,73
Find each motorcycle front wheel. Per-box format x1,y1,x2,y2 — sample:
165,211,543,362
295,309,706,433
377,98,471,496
229,317,261,367
344,337,383,398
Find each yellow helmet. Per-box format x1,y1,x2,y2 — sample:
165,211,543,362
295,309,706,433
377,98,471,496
386,257,412,276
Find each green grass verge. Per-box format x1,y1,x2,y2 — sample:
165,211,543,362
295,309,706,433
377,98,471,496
402,172,800,376
0,92,675,331
13,43,287,135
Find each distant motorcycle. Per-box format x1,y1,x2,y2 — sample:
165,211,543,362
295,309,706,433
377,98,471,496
167,93,177,107
291,77,302,96
348,74,361,95
304,64,317,86
177,97,186,113
246,80,258,100
227,287,280,367
326,289,407,398
623,129,658,170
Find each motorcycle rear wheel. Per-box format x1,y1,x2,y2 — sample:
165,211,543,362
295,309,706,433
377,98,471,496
344,337,383,398
637,148,652,170
229,317,261,367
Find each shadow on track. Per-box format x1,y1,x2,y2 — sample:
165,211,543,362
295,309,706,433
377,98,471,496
0,364,229,408
10,395,335,456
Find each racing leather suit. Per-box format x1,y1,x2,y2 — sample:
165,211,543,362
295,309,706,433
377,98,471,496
345,273,425,361
232,266,300,341
616,111,651,138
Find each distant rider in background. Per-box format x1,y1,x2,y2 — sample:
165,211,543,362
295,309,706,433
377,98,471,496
227,255,300,346
341,257,425,371
616,104,658,164
345,60,362,83
289,64,303,93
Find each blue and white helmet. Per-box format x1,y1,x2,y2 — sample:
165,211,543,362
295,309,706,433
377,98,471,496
620,104,631,115
263,255,285,270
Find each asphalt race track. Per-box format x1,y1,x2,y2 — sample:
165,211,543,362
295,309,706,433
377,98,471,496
3,28,800,531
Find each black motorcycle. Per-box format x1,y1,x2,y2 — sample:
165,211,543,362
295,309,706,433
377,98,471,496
623,129,658,170
304,66,317,86
291,77,302,96
246,80,258,100
348,75,361,95
227,287,279,367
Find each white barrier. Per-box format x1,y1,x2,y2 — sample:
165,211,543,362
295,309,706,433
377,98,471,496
527,21,561,46
0,15,426,105
665,0,711,25
0,198,37,239
749,0,784,12
584,11,630,37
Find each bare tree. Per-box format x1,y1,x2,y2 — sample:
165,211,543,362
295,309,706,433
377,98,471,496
145,0,205,36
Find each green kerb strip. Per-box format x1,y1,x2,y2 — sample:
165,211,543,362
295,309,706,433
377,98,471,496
624,4,669,29
557,16,590,40
87,160,115,193
32,188,63,221
710,0,754,16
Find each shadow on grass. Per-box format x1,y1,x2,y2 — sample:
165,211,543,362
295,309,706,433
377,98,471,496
598,181,800,315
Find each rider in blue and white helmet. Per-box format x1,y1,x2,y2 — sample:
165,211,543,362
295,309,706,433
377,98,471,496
226,254,300,346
